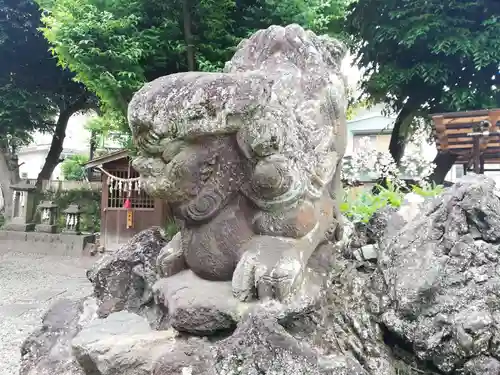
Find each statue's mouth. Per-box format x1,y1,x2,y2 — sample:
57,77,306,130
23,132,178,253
134,128,171,157
131,132,217,203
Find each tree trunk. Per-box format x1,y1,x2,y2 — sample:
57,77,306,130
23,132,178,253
36,98,87,186
0,148,20,220
428,151,457,185
87,129,97,180
183,0,196,71
389,104,416,165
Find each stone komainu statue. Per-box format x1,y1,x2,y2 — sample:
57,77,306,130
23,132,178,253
128,24,348,302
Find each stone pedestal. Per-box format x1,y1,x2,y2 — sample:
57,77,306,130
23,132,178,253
0,230,96,256
4,180,37,232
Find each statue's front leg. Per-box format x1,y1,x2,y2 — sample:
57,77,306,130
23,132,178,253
232,236,307,302
156,232,187,278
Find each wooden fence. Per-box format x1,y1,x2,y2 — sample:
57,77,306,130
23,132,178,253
26,179,102,192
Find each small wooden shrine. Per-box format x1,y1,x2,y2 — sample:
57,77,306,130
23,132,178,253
85,150,171,251
432,109,500,174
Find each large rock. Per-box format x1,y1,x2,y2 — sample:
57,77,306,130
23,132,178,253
376,175,500,374
214,307,325,374
87,227,169,321
152,338,214,375
153,270,244,335
72,311,178,375
20,297,98,375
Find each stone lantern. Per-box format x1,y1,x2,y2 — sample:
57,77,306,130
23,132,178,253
63,204,82,234
35,201,59,233
4,180,37,232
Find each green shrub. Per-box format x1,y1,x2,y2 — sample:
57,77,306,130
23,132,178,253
340,181,443,224
163,219,179,242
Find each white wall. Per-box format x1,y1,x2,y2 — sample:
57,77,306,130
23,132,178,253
346,105,438,161
346,105,394,155
18,112,97,180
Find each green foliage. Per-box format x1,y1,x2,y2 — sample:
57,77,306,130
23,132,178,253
84,111,133,149
37,188,100,232
37,0,350,135
345,0,500,151
0,0,94,149
163,219,180,242
411,182,444,198
61,154,89,181
340,181,443,223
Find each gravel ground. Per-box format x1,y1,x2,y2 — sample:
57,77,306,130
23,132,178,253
0,251,95,375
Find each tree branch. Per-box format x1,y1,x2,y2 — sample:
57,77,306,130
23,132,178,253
36,94,90,185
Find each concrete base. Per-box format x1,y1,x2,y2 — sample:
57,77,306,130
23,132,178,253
4,223,36,232
0,231,96,257
35,224,58,234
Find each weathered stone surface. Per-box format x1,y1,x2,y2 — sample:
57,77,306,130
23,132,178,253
463,356,500,375
153,270,243,335
214,307,324,374
87,227,168,319
318,355,369,375
375,175,500,374
19,297,97,375
348,206,398,250
128,24,348,303
152,338,214,375
72,311,177,375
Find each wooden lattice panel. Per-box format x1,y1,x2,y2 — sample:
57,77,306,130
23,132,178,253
432,109,500,164
106,169,154,209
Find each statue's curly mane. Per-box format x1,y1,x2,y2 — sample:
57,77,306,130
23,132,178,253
224,24,346,74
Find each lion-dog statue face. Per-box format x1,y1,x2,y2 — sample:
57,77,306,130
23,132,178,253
129,24,348,302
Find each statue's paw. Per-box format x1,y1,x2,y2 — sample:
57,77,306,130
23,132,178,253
232,251,258,302
232,249,303,302
255,256,303,302
156,232,186,277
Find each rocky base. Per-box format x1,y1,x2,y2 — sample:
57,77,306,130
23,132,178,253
20,175,500,375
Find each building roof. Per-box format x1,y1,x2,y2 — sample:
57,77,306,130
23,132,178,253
84,149,130,169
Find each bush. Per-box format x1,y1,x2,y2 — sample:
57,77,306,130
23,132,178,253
61,154,89,181
340,181,443,224
37,188,100,233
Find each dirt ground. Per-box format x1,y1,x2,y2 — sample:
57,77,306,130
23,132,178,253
0,251,94,375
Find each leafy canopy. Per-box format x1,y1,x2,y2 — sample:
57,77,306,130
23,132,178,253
345,0,500,140
37,0,350,135
0,0,94,152
60,154,89,181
